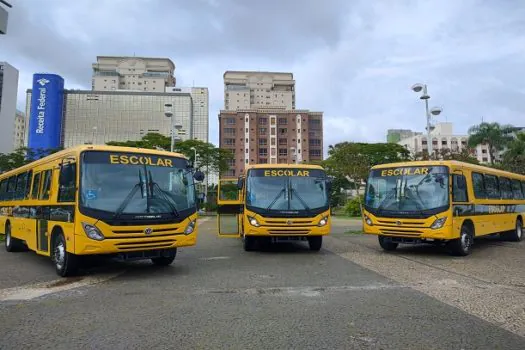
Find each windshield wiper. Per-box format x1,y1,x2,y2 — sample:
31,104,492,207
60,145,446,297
113,170,145,220
266,188,286,211
148,170,180,217
289,186,312,214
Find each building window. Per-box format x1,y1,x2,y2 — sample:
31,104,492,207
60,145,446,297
259,139,267,146
309,149,321,157
279,138,287,146
279,128,287,134
278,118,287,125
259,117,267,125
309,139,321,147
224,128,236,135
271,138,276,146
309,119,321,129
224,138,235,146
422,140,428,145
259,127,267,134
226,118,235,125
271,129,276,135
259,158,268,164
259,148,268,156
279,149,288,156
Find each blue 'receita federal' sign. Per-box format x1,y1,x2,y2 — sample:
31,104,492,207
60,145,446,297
27,73,65,157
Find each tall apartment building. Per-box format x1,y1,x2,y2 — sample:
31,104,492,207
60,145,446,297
92,56,176,92
219,109,323,177
224,71,295,110
12,109,26,150
0,61,18,153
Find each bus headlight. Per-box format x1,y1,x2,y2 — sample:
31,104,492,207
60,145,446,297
184,220,196,235
364,215,373,226
318,217,328,226
82,222,105,241
248,216,260,227
431,217,447,229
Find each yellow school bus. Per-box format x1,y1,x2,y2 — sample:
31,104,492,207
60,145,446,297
216,164,332,251
363,160,524,256
0,145,205,276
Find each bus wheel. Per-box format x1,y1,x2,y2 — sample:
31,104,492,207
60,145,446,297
503,218,523,242
52,232,78,277
4,223,24,252
308,236,323,251
448,225,473,256
378,236,398,251
152,249,177,266
243,234,256,251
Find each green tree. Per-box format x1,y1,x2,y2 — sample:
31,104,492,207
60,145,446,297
468,122,514,164
106,133,234,175
501,132,525,174
0,147,62,173
324,142,411,212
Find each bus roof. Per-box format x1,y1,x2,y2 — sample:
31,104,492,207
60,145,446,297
0,145,187,179
370,160,525,179
245,163,325,171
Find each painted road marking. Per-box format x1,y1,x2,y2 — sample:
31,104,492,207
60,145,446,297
0,272,122,302
199,256,231,261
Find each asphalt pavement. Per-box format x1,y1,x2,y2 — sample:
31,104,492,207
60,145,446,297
0,217,523,349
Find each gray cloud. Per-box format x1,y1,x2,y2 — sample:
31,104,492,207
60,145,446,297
2,0,525,151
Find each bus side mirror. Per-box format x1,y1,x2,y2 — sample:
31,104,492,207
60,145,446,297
327,180,333,192
193,171,205,182
237,178,244,190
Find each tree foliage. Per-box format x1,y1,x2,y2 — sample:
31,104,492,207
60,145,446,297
0,147,62,174
468,122,514,164
106,133,234,175
501,132,525,175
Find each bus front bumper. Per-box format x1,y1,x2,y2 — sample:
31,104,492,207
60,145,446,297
74,232,197,255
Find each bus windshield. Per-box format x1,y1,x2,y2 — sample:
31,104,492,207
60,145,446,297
364,165,449,216
80,151,196,219
246,168,329,214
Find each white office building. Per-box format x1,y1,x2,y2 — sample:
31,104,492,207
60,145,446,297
0,61,18,153
12,109,26,150
398,122,492,163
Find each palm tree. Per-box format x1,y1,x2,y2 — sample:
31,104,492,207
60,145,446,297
467,122,515,164
502,132,525,174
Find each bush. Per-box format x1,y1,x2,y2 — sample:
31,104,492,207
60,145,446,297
344,195,364,217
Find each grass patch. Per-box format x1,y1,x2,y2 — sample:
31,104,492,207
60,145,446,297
0,234,4,241
345,230,364,235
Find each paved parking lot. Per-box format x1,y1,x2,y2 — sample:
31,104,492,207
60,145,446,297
0,217,524,349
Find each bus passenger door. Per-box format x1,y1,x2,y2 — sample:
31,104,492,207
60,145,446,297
217,178,243,238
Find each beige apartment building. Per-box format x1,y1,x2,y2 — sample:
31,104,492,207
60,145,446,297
224,71,295,110
92,56,176,92
219,109,323,177
12,109,26,150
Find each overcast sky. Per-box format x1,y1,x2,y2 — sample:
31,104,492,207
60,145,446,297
2,0,525,151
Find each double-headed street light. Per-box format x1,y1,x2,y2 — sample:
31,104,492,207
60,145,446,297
411,83,442,158
164,103,184,152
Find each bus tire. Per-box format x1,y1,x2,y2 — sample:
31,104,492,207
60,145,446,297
243,235,256,251
152,249,177,266
4,223,24,252
52,231,78,277
503,218,523,242
308,236,323,251
448,224,473,256
378,236,398,251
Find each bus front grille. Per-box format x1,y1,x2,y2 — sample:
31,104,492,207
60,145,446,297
268,229,311,235
380,229,422,237
264,220,315,226
114,239,176,250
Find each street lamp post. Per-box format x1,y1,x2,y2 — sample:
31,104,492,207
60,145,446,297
91,126,97,144
411,84,442,159
164,103,183,152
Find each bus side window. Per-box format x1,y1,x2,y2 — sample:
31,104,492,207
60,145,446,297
14,172,28,200
39,170,52,200
471,172,485,199
7,176,17,200
0,179,7,201
25,171,33,199
31,172,42,199
58,163,77,202
452,174,468,202
511,179,523,199
484,174,500,199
